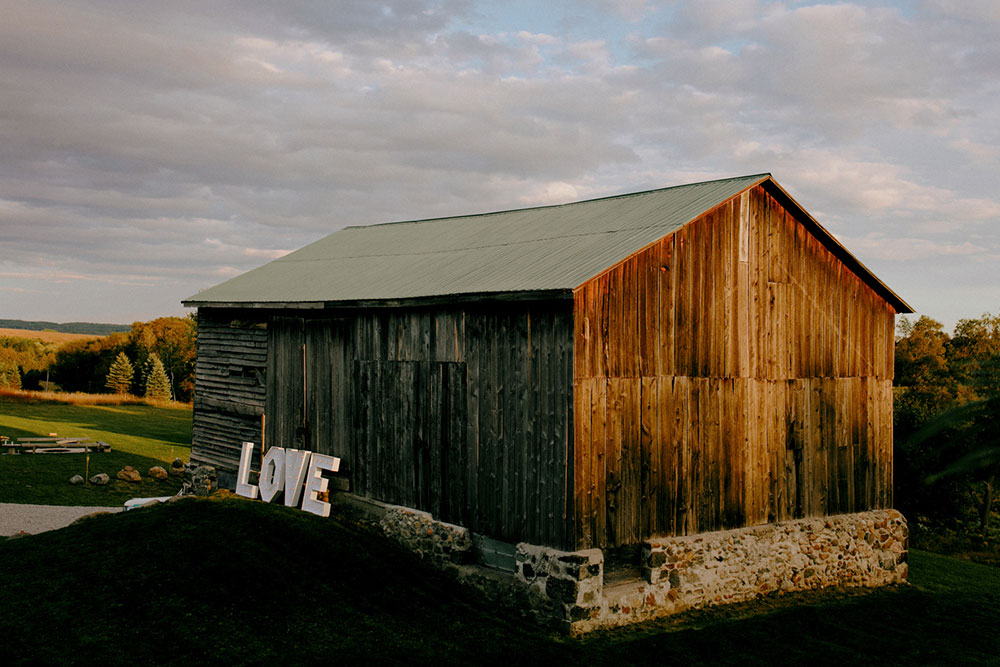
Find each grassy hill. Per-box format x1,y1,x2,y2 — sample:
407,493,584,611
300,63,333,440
1,496,998,665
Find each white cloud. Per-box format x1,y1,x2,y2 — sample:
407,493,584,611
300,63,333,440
0,0,997,325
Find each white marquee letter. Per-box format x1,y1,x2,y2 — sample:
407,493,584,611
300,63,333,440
300,453,340,517
283,449,311,507
258,447,286,503
235,441,259,500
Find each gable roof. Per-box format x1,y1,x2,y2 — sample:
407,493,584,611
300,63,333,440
183,174,911,313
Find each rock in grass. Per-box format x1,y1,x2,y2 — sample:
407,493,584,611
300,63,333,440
148,466,168,480
190,465,217,497
69,474,84,485
89,473,110,485
117,467,141,483
170,457,185,476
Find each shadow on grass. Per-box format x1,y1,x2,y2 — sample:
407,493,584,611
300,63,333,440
0,451,183,506
0,401,192,458
1,498,998,666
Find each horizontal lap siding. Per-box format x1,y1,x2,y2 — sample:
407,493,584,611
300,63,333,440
191,309,268,471
572,185,897,549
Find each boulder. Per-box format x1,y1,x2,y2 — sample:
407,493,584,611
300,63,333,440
190,465,217,497
148,466,168,480
117,468,141,483
170,457,185,476
89,473,110,486
69,474,84,485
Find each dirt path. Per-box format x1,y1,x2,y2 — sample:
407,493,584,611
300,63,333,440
0,503,122,536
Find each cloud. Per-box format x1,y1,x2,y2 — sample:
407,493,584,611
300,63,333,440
0,0,997,327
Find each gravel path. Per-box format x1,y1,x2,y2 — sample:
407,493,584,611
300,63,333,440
0,502,123,537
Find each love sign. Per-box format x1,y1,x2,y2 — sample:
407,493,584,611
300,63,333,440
235,442,340,517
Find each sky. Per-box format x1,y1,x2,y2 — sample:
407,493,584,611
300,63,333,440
2,0,998,332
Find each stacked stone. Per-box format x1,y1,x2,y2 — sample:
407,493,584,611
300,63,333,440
512,509,907,634
380,506,472,564
643,509,908,601
515,544,604,631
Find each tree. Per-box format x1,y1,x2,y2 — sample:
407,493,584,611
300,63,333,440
105,352,135,395
895,316,954,433
144,353,172,400
0,362,21,390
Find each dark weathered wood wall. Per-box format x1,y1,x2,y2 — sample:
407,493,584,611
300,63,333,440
191,310,268,469
572,183,897,549
257,303,574,549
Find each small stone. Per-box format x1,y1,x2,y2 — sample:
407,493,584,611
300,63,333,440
170,457,185,475
117,468,141,483
89,473,110,485
69,474,84,485
148,466,168,480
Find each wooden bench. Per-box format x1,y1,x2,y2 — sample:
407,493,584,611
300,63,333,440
6,437,112,454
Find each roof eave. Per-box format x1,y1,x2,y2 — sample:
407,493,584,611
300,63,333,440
183,288,575,311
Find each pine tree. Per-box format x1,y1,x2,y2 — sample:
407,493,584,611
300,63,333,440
144,353,172,400
105,352,135,395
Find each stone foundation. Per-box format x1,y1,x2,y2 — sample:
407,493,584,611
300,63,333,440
380,505,473,564
519,509,908,634
373,499,907,635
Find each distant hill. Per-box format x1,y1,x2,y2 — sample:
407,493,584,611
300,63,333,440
0,319,129,336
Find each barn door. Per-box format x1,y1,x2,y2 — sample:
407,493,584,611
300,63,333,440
266,317,349,461
265,317,304,452
353,360,467,523
305,319,350,461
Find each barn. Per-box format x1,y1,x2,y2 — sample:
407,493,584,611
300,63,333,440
184,173,912,629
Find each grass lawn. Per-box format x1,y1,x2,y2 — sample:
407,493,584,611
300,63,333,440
0,496,997,665
0,398,191,505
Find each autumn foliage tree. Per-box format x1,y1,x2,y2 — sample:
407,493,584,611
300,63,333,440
895,313,1000,531
52,315,196,400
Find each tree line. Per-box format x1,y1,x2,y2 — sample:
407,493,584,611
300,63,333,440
894,313,1000,533
0,316,196,402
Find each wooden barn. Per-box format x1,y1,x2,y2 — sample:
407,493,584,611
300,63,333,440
183,173,911,553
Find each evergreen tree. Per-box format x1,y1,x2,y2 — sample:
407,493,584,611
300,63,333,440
105,352,134,395
144,353,172,400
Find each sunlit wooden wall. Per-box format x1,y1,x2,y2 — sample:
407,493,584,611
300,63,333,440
571,184,897,549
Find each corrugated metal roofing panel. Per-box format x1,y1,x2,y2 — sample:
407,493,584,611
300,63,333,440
186,174,768,305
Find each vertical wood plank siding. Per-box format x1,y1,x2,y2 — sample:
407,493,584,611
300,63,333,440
191,310,268,470
572,184,897,549
349,304,574,548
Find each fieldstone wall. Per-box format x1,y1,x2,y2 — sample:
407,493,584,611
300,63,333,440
380,505,473,564
521,509,908,634
515,544,604,630
371,501,907,635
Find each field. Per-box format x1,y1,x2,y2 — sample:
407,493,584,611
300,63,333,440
0,496,998,665
0,396,191,505
0,327,101,344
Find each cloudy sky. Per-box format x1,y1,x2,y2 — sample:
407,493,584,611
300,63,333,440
2,0,997,331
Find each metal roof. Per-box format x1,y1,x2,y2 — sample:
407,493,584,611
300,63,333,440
183,173,912,313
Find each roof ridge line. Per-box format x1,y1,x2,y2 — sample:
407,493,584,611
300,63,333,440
341,173,772,230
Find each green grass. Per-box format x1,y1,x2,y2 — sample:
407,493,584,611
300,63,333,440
1,496,998,666
0,399,191,505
